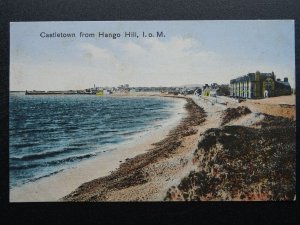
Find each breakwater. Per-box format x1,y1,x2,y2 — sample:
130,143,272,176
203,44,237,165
25,90,96,95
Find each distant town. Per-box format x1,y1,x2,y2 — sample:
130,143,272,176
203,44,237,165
24,71,293,99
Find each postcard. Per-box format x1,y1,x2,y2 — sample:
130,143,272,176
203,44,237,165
9,21,295,202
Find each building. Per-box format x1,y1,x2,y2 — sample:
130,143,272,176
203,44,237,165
230,71,292,99
194,88,202,96
201,84,210,96
200,83,230,97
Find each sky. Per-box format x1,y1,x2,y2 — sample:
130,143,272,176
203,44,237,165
10,21,295,91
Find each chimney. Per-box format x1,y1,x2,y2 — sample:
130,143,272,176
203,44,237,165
284,77,288,82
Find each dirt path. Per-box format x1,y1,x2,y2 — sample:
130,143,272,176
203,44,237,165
237,95,295,120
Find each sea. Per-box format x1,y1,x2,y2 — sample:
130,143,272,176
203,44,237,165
9,92,184,188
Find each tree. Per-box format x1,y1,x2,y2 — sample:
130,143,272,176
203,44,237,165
218,84,230,96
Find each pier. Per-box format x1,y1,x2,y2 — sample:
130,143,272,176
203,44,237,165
25,90,95,95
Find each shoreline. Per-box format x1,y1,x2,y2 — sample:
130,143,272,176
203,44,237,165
62,97,207,201
10,95,187,202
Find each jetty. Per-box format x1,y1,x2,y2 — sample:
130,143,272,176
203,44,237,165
25,90,95,95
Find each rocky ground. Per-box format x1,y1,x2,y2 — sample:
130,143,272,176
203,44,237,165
221,106,251,126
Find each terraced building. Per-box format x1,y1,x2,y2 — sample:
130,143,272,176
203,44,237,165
230,71,292,99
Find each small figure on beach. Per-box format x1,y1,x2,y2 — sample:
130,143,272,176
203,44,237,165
264,90,269,98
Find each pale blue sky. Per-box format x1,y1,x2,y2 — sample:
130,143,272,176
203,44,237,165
10,21,295,91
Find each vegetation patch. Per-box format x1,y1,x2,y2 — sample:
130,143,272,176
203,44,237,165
165,115,295,201
221,106,251,125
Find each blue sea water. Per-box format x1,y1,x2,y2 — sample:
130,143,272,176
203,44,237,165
9,93,181,188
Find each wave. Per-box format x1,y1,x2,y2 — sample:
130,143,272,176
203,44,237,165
28,169,65,183
16,127,61,133
10,146,80,161
10,163,41,170
93,130,120,136
94,129,119,133
10,152,97,170
72,142,88,147
119,130,143,136
10,142,39,148
46,153,97,165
